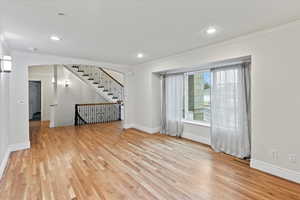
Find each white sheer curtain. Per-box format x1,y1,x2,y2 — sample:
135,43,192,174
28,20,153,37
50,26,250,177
161,74,184,137
211,63,251,158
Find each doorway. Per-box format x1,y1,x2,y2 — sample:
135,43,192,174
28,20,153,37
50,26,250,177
29,81,41,121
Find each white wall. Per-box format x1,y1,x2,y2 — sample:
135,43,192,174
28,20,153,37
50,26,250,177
0,39,10,178
29,66,54,121
130,20,300,183
54,66,107,127
123,71,135,128
182,122,210,145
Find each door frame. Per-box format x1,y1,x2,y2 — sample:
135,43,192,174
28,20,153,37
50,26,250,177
28,80,42,121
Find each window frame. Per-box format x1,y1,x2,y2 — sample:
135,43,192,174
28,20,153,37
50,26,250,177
183,69,211,125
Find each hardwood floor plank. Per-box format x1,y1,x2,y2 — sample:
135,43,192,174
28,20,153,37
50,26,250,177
0,121,299,200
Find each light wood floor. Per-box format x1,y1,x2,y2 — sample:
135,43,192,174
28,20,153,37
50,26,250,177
0,121,300,200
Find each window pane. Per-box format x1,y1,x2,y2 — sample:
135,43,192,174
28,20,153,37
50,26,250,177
185,71,211,123
3,60,12,71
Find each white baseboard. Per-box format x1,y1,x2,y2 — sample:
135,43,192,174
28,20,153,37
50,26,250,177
182,131,211,145
8,142,31,152
127,124,160,134
0,141,31,180
250,159,300,184
123,124,134,129
147,126,161,134
0,150,11,179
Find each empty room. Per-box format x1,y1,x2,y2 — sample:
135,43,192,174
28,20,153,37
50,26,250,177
0,0,300,199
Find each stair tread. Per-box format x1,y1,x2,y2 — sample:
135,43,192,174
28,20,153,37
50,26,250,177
68,65,123,103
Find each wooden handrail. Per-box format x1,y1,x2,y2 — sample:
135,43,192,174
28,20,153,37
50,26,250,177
99,67,124,87
76,102,119,106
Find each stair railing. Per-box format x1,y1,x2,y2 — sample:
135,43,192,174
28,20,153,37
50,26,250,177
75,102,121,126
72,65,124,102
99,68,124,100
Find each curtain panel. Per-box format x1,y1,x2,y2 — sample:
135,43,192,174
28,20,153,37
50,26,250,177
161,74,184,137
210,63,251,158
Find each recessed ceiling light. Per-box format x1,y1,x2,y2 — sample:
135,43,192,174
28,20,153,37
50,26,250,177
137,53,144,58
206,27,217,35
50,35,61,41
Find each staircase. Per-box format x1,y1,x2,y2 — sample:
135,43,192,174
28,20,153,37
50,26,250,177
64,65,124,103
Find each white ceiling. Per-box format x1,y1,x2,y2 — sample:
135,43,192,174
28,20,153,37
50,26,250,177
1,0,300,65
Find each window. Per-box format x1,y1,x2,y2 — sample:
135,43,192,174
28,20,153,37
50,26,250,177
184,70,211,124
0,55,12,72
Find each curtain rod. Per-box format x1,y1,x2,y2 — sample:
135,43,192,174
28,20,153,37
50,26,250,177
160,59,251,76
